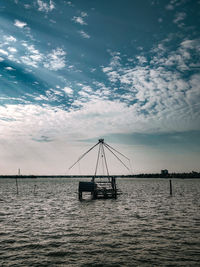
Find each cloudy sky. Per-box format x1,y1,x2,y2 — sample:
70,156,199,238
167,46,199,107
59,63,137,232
0,0,200,175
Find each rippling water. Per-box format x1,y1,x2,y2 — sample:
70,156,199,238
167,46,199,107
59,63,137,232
0,178,200,266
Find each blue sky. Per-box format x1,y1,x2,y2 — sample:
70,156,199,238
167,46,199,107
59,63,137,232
0,0,200,175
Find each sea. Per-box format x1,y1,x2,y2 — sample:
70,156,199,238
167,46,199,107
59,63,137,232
0,178,200,267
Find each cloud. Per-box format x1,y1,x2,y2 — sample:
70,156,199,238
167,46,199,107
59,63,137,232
24,4,31,9
80,12,88,17
181,39,200,50
43,48,66,71
173,12,186,27
165,0,186,10
4,35,17,42
37,0,55,12
1,94,197,149
62,86,73,95
0,49,8,56
32,135,53,142
72,16,87,25
165,4,174,10
72,12,88,25
21,55,42,68
78,30,90,39
66,1,73,7
187,74,200,111
0,35,67,71
0,55,200,160
101,40,200,133
14,20,27,28
150,38,200,71
7,47,17,53
20,43,43,68
5,67,15,71
0,102,132,143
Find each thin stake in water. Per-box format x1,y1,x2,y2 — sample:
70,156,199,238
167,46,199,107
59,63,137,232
34,184,37,194
16,168,20,194
169,179,172,196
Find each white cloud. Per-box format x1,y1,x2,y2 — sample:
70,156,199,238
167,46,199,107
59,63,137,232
72,16,87,25
62,86,73,95
30,54,43,61
37,0,55,12
0,49,8,56
1,93,198,148
81,12,88,17
3,40,66,71
82,85,93,93
79,30,90,39
150,38,200,71
5,67,15,71
43,48,66,71
50,89,63,96
109,51,121,68
181,39,200,50
14,20,27,28
72,11,88,25
187,74,200,107
66,1,73,7
34,95,49,101
101,41,200,133
4,35,17,42
27,45,40,54
21,55,42,68
8,47,17,53
173,12,186,27
136,55,147,64
24,4,31,9
20,44,43,68
165,0,185,10
102,67,112,73
0,102,132,142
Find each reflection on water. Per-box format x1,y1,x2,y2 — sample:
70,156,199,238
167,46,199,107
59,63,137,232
0,178,200,266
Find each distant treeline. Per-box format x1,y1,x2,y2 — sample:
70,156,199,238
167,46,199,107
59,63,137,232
0,172,200,179
125,171,200,178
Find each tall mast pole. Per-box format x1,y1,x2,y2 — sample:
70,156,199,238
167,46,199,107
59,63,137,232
102,142,109,177
94,143,101,176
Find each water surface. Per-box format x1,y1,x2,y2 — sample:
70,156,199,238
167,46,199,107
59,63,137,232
0,178,200,266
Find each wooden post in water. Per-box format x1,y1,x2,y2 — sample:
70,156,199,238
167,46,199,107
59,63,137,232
15,168,20,195
169,179,172,196
79,191,82,200
34,185,37,194
15,177,19,194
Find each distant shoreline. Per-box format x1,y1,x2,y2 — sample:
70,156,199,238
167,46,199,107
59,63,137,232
0,173,200,179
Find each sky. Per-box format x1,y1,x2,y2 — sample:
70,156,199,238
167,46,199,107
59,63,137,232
0,0,200,175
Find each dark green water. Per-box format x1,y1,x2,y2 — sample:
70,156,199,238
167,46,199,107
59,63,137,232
0,178,200,266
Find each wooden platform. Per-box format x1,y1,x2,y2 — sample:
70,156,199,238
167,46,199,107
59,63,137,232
78,178,117,200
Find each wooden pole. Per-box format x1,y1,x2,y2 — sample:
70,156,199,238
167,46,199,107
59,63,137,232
15,176,19,195
34,185,37,194
169,179,172,196
79,191,82,200
15,168,21,194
